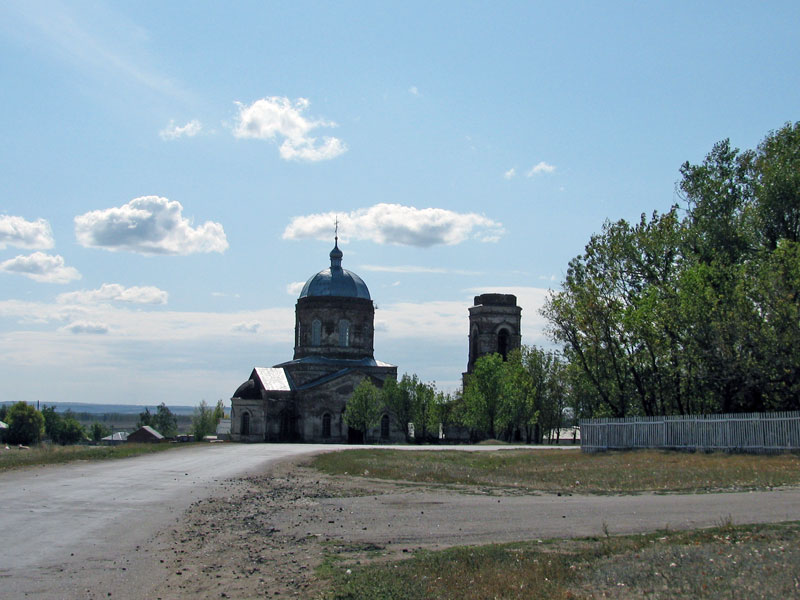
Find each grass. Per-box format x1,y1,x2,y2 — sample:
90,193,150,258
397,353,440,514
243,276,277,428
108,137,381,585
0,442,197,472
319,521,800,599
311,448,800,493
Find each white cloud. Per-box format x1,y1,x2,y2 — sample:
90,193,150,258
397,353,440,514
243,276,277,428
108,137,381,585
233,96,347,162
503,168,516,180
159,119,202,140
74,196,228,255
376,286,553,347
62,321,109,335
57,283,168,305
283,203,504,247
360,264,481,275
0,215,54,250
526,161,556,177
286,281,306,296
231,321,261,334
409,85,420,96
0,252,80,284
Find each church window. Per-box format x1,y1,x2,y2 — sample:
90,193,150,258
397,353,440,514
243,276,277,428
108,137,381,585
311,319,322,346
380,413,390,439
339,319,350,347
322,413,332,438
498,328,510,361
241,412,250,436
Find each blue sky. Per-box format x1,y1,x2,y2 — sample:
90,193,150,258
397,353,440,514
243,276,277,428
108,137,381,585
1,1,798,406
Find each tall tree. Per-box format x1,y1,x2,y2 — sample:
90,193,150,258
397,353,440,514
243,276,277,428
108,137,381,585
343,379,382,443
5,402,44,445
462,353,505,439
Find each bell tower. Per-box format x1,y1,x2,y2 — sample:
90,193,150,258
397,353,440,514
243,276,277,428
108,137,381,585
465,293,522,374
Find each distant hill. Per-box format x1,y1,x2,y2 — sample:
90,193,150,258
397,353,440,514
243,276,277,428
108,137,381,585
0,401,201,416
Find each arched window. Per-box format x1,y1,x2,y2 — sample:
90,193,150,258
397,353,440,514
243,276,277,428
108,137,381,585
498,328,510,361
380,414,390,439
339,319,350,347
311,319,322,346
241,412,250,436
322,413,332,438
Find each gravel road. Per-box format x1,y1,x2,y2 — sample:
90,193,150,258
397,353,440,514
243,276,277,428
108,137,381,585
2,444,798,599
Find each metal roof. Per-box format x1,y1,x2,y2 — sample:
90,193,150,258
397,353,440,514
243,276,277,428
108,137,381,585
298,241,371,300
253,367,292,391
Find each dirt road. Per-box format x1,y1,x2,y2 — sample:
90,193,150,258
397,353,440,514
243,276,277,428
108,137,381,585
2,445,798,599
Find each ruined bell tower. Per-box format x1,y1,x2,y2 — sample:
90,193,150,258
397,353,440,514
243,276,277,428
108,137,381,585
465,293,522,375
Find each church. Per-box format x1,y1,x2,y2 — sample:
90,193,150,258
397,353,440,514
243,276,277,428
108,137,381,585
230,235,523,443
230,237,399,443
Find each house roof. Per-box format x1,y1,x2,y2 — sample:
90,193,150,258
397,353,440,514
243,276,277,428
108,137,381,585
253,367,293,391
132,425,164,439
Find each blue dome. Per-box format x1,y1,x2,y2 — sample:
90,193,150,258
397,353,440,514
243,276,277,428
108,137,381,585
299,240,371,300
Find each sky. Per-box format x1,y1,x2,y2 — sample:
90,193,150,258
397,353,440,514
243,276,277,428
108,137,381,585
1,1,798,406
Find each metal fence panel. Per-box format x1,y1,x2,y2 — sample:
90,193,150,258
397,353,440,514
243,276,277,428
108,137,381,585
579,412,800,453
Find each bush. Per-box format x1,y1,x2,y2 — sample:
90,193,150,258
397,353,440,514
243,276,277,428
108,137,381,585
6,401,44,445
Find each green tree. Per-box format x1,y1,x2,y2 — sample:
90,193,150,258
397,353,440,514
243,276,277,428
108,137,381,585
191,400,217,441
462,353,505,439
153,403,178,438
213,400,225,424
382,375,413,441
343,379,382,443
58,412,85,445
136,407,154,429
42,405,63,442
543,123,800,417
6,401,44,445
90,422,111,442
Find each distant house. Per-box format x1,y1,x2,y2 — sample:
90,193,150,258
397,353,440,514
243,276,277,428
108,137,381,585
0,420,7,443
100,431,128,445
127,426,165,443
216,418,231,441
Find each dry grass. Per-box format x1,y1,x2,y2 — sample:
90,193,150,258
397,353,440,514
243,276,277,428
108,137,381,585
311,448,800,494
320,521,800,599
0,442,193,472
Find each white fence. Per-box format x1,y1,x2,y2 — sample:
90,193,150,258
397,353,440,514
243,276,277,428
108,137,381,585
580,411,800,453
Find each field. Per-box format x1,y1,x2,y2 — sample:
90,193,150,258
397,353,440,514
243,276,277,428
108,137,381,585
306,448,800,598
320,520,800,599
0,441,193,471
311,448,800,493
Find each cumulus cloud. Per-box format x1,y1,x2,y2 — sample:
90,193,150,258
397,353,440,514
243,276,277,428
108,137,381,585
526,161,556,176
0,252,80,283
0,215,55,250
409,86,420,96
503,168,516,180
283,203,504,247
62,321,109,335
359,265,482,275
159,119,202,140
57,283,168,305
233,96,346,162
74,196,228,255
231,321,261,334
286,281,306,296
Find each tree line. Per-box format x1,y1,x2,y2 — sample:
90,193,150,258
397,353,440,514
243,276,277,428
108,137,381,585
0,400,226,446
542,123,800,418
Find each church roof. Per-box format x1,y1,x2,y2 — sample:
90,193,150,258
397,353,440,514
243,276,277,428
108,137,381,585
299,239,371,300
253,367,292,391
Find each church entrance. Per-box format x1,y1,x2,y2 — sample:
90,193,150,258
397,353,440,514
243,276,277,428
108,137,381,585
347,427,364,444
279,409,299,442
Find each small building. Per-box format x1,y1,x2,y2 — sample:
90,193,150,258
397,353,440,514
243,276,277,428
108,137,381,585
216,418,231,441
127,425,164,443
100,431,128,445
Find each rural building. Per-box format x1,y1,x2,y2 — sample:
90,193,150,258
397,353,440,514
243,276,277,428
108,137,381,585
127,425,165,443
100,431,128,445
464,293,522,379
230,237,399,443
